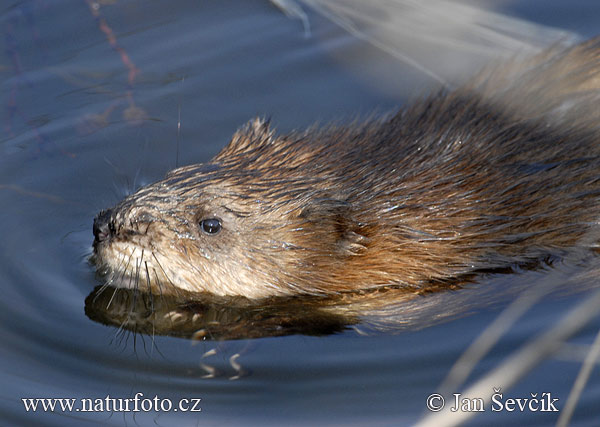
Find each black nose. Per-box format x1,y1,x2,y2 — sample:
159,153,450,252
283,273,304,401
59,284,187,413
93,209,113,242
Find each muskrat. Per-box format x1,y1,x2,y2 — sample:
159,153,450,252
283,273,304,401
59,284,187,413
92,38,600,299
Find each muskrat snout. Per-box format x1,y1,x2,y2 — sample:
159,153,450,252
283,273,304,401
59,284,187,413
93,209,114,243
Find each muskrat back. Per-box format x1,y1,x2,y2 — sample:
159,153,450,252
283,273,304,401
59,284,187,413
92,38,600,298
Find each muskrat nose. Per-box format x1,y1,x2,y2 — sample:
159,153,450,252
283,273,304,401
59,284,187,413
93,209,113,242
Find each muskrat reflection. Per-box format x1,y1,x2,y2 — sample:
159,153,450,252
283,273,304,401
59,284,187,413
85,286,359,340
85,272,564,340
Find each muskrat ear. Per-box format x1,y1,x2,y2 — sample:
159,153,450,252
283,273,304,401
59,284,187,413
215,117,275,160
299,199,368,256
249,117,271,135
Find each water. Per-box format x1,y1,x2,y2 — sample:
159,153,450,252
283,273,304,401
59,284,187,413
2,1,600,425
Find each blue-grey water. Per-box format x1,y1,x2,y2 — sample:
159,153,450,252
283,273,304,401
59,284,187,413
2,1,600,426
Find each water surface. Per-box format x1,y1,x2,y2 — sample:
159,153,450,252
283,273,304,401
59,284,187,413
2,1,600,426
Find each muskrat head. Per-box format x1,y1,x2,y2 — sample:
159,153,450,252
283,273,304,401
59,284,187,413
92,119,373,298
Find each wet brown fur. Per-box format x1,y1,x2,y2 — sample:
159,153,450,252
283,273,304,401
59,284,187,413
93,38,600,299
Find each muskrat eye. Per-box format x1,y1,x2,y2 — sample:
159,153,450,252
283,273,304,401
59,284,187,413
200,218,222,235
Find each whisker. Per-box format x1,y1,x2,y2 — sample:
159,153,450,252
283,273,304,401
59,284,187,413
105,285,119,310
134,249,144,293
154,268,165,301
94,251,130,301
117,249,136,289
151,252,181,296
144,261,153,309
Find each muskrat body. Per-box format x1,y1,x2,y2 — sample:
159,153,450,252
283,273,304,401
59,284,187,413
93,38,600,299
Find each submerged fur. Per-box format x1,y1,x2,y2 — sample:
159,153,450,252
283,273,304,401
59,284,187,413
93,38,600,298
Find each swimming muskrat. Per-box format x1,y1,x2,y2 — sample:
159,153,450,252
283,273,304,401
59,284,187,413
92,38,600,299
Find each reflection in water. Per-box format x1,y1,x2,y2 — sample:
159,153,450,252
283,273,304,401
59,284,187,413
86,257,600,342
85,286,356,340
3,0,600,426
